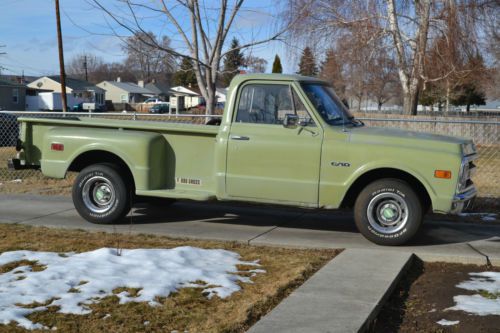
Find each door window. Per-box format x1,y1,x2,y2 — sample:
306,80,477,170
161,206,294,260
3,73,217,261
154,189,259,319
236,84,293,124
235,84,315,126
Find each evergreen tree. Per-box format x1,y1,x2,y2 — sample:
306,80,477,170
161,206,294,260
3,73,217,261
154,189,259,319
298,47,318,76
272,55,283,73
319,49,344,95
451,83,486,112
222,37,245,86
173,57,197,87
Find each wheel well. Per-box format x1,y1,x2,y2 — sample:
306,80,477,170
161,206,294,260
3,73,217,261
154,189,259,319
341,168,431,211
68,150,135,189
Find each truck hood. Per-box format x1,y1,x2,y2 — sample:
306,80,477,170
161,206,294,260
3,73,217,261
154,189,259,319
348,126,468,154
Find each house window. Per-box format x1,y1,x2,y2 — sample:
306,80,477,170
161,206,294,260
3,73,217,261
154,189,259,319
12,89,19,104
121,94,127,103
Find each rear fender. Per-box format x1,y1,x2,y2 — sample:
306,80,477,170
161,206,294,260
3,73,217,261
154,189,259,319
41,127,168,191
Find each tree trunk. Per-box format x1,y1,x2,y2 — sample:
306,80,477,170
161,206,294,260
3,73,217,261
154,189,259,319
466,104,470,113
402,88,419,115
445,80,450,113
378,101,383,111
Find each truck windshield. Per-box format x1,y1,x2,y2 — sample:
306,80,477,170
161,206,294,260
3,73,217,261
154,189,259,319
301,83,358,126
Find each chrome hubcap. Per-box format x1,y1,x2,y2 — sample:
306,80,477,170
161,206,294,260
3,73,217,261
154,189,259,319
82,176,116,214
367,193,408,234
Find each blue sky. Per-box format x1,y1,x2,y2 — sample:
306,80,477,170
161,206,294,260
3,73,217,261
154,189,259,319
0,0,294,77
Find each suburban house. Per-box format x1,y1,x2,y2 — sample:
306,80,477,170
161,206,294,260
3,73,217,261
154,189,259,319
0,79,26,111
169,86,226,111
145,80,173,101
27,76,105,110
97,79,155,103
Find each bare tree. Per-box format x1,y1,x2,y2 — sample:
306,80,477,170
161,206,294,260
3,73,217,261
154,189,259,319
67,53,137,84
123,32,176,83
285,0,492,115
366,49,400,111
67,52,105,82
91,0,307,115
244,55,268,73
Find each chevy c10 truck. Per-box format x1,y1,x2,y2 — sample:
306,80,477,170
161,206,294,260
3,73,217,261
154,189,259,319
9,74,477,245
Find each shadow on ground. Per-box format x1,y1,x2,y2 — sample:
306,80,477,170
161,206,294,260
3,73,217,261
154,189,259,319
122,200,500,247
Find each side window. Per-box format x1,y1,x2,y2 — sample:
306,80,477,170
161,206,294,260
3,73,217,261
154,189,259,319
235,84,293,124
292,88,315,126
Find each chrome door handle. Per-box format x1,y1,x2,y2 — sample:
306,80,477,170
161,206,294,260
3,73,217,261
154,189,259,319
230,135,250,141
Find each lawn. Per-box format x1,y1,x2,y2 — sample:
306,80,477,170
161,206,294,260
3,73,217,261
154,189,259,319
0,224,340,333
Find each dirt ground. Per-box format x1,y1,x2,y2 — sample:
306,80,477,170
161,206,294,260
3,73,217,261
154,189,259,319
374,260,500,333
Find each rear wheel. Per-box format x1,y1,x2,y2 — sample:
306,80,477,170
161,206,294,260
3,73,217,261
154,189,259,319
354,179,423,246
73,164,131,224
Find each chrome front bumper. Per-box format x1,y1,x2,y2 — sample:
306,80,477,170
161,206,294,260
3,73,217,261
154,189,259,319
450,185,477,214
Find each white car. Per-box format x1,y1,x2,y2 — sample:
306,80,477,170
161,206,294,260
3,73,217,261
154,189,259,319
143,97,165,104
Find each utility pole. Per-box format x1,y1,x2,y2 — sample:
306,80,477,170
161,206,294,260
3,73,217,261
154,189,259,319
83,55,88,81
55,0,68,112
0,45,6,77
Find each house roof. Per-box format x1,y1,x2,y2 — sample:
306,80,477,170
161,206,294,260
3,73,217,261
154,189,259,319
145,82,173,95
99,81,155,94
47,75,104,92
0,75,38,85
171,86,202,96
0,79,25,88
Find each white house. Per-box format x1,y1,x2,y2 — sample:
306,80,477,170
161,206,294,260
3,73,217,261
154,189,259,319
96,79,155,103
27,76,105,110
169,86,227,111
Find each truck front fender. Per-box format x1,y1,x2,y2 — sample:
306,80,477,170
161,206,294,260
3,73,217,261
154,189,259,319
321,160,444,211
41,127,168,191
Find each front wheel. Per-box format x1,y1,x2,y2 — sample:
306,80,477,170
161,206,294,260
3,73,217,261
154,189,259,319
73,164,131,224
354,179,423,246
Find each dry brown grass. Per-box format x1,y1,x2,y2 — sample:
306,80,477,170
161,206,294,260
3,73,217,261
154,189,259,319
0,224,340,333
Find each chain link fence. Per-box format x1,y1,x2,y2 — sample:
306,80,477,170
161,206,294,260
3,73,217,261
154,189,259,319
1,111,498,201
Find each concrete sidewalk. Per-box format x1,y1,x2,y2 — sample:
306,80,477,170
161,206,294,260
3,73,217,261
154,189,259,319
1,194,498,265
248,249,413,333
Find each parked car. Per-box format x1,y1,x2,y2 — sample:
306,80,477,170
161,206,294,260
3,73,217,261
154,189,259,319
144,97,165,104
0,113,19,147
72,103,106,112
149,103,170,114
9,74,477,246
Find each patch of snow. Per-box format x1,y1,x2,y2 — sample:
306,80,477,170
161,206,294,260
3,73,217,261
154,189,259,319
437,319,459,326
8,179,22,183
448,295,500,316
456,272,500,294
429,308,436,313
102,314,111,320
0,247,264,329
446,272,500,316
143,321,150,326
458,212,497,222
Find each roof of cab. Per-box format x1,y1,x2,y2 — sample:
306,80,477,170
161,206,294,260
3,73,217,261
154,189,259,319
229,73,324,87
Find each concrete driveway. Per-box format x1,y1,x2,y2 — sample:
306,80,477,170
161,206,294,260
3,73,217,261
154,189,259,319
1,194,499,265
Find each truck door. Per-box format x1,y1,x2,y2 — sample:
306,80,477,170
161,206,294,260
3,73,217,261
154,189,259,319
226,83,322,205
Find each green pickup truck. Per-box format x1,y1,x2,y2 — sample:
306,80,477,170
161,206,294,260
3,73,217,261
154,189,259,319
9,74,477,245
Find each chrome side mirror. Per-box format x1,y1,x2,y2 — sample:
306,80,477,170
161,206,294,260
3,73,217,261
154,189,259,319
283,114,299,128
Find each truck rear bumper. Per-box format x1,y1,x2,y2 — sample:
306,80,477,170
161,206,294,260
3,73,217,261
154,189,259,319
7,159,40,171
450,185,477,214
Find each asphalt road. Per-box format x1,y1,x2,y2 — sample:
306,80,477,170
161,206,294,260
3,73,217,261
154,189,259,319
1,194,499,265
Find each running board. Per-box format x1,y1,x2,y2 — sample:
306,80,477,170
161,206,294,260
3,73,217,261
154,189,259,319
136,189,216,201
